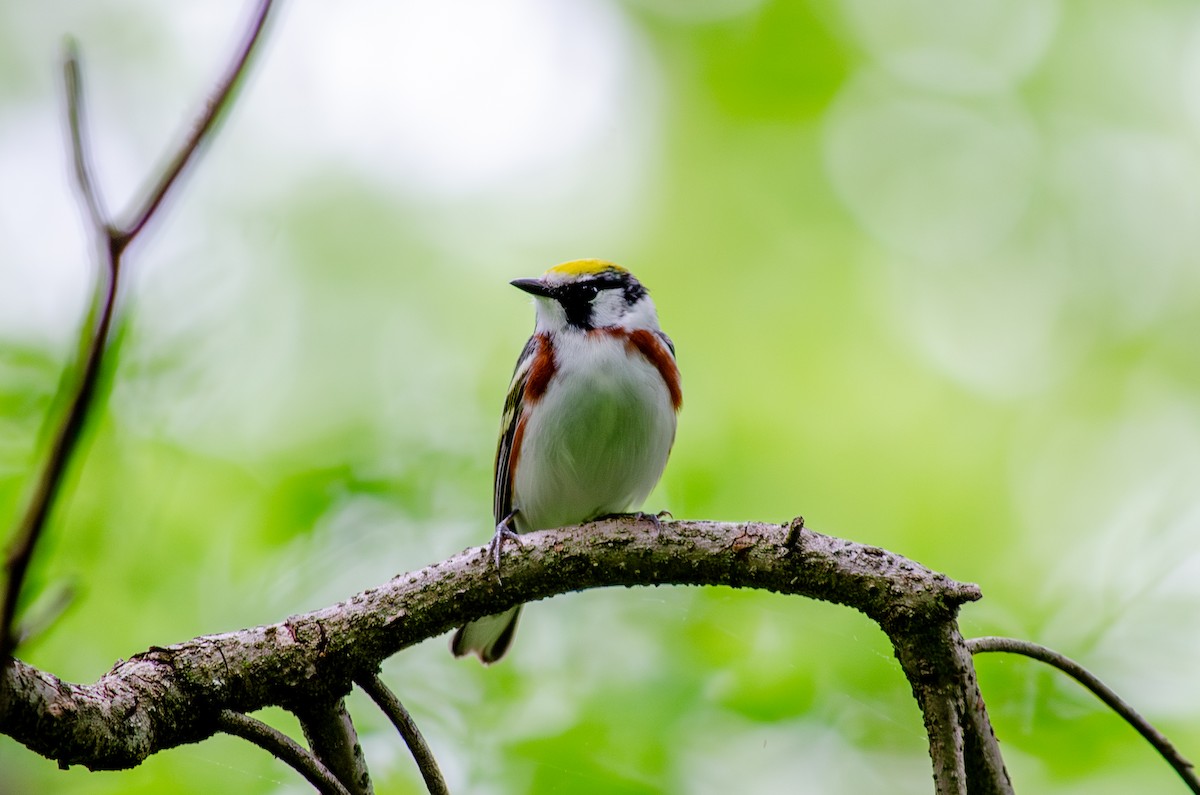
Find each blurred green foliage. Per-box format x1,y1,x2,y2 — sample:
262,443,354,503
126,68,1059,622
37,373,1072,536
3,0,1200,792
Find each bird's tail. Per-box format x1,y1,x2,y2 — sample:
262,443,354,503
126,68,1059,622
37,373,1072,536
451,606,521,664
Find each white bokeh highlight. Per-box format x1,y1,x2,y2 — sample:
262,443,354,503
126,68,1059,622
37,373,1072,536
839,0,1059,95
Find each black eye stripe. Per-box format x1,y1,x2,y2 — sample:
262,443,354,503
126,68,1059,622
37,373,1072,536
554,283,598,329
578,274,645,294
551,271,647,329
557,279,612,301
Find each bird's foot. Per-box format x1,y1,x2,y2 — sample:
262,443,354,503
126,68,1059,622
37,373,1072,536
487,510,523,577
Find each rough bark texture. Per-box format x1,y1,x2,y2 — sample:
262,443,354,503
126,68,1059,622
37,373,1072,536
0,518,1008,791
889,620,1012,794
296,698,372,795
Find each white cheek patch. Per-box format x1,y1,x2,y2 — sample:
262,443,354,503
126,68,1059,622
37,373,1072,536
620,295,660,332
587,290,628,328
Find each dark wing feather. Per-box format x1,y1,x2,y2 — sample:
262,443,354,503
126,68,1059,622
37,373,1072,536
493,336,537,524
655,330,676,360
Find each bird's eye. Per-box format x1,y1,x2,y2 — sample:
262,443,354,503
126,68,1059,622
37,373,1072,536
579,284,599,301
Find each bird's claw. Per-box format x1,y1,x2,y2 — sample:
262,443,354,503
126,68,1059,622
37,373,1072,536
487,510,523,577
637,510,671,532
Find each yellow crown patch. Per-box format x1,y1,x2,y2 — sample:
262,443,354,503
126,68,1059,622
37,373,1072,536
544,258,627,277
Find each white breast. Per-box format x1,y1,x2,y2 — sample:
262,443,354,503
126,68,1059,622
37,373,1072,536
512,332,676,532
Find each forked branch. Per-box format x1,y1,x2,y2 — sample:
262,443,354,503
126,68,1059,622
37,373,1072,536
0,0,276,683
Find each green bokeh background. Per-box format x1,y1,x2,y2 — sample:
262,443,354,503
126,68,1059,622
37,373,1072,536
4,1,1200,792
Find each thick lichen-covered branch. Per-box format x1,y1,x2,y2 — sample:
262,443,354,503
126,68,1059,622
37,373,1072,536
0,517,1003,794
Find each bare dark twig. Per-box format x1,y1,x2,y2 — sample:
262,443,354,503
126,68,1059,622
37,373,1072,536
63,40,108,234
0,0,278,683
969,636,1200,794
216,709,352,795
120,0,276,245
357,673,450,795
0,44,122,678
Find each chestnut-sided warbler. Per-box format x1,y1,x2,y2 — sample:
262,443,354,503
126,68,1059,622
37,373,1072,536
451,259,682,663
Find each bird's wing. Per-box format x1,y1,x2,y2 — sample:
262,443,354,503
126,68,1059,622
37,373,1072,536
493,335,538,525
656,330,676,360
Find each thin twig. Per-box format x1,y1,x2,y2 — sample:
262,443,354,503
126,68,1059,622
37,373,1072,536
0,46,121,676
0,0,278,681
216,709,352,795
120,0,276,246
63,39,108,234
968,636,1200,794
357,673,450,795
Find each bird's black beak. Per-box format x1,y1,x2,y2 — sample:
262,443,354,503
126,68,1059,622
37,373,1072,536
510,278,554,298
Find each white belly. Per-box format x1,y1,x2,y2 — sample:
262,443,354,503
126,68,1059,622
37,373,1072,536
512,333,676,532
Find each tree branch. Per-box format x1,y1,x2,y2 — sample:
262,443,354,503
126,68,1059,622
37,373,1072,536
969,636,1200,794
216,709,352,795
0,0,277,688
63,39,108,234
0,42,123,680
119,0,276,246
357,673,450,795
894,622,1012,794
295,698,373,795
0,518,1005,791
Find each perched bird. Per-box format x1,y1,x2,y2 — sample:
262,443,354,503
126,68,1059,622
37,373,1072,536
451,259,682,664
